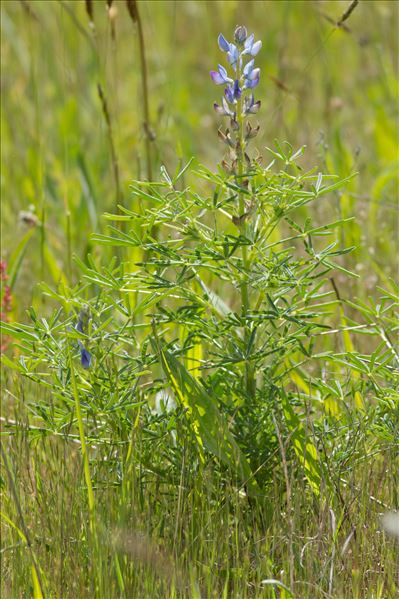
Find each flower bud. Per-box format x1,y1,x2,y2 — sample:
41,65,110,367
234,25,247,45
230,117,239,131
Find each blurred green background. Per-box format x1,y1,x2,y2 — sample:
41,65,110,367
1,0,398,315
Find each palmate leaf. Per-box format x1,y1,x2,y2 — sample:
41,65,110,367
152,330,262,499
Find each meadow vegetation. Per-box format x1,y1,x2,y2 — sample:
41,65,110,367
1,1,398,597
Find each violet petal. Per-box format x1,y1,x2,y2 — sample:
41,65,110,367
210,70,226,85
218,33,230,52
251,40,262,56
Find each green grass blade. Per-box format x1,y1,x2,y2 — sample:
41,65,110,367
281,390,323,496
153,333,262,499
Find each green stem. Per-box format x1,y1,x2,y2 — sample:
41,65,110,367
236,72,255,397
67,342,101,593
135,3,153,183
127,1,157,242
236,98,249,307
97,84,122,216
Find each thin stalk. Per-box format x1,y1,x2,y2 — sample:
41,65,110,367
235,69,255,397
272,414,295,590
137,11,152,182
97,83,122,215
65,209,72,280
69,350,95,523
67,342,101,595
127,0,153,182
236,104,250,322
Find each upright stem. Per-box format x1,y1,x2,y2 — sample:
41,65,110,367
236,97,249,309
135,2,153,182
127,1,157,241
235,67,255,397
97,84,122,215
68,348,96,524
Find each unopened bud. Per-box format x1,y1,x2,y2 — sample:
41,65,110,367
234,25,247,45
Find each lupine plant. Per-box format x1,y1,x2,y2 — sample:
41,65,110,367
3,24,387,489
211,26,263,397
1,24,398,597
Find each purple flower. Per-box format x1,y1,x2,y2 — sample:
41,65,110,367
224,85,235,104
210,64,233,85
218,33,230,53
243,34,262,56
76,308,91,369
233,79,242,99
243,59,255,77
227,44,239,66
244,77,259,89
224,80,242,104
212,26,262,125
243,94,261,115
80,347,92,369
244,67,260,89
214,96,234,116
77,337,92,369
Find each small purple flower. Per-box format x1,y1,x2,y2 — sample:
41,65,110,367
210,64,233,85
224,80,242,104
218,33,230,53
243,94,261,115
243,59,255,77
227,44,239,66
243,34,262,56
244,77,259,90
80,347,92,369
214,96,234,117
212,26,262,138
233,79,242,99
244,67,260,89
224,85,235,104
75,308,91,369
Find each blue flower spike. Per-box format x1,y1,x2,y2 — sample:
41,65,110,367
211,26,261,112
210,25,262,171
